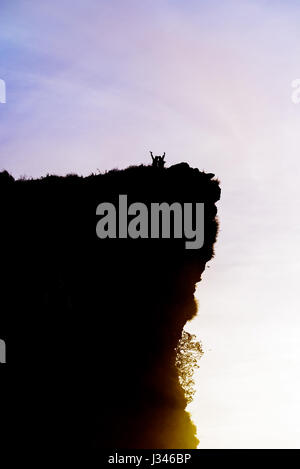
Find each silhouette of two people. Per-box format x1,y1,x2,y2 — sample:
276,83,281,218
150,151,165,169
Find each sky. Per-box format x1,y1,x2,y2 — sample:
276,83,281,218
1,0,300,448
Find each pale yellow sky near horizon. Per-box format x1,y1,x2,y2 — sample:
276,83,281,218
186,98,300,447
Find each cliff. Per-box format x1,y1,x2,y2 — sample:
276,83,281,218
0,162,220,450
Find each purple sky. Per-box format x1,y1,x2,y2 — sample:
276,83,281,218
1,0,300,448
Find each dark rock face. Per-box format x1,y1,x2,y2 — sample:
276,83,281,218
1,163,220,450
